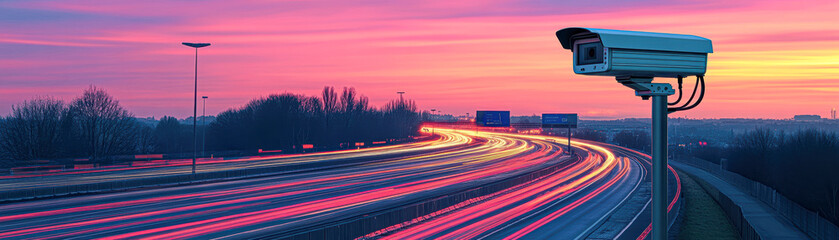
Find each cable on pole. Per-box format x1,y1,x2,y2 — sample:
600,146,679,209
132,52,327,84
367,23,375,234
668,76,684,106
668,75,705,113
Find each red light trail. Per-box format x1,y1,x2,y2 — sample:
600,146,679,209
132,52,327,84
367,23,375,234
0,128,678,239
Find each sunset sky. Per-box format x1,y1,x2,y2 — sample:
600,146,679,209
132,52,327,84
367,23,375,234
1,0,838,119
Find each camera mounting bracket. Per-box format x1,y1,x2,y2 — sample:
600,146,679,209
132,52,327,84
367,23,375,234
616,76,675,100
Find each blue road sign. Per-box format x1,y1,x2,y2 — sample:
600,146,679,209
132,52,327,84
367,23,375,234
476,111,510,127
542,113,578,128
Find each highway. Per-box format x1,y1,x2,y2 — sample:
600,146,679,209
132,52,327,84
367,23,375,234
0,134,472,190
0,128,679,239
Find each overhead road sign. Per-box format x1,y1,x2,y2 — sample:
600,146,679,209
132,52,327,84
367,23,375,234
542,113,578,128
476,111,510,127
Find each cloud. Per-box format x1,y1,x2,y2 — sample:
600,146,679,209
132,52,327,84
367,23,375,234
0,36,109,47
0,0,837,119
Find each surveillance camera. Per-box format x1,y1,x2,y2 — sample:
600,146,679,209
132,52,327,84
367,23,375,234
556,27,713,79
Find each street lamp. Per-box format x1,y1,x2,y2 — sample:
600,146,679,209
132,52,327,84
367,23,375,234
202,96,208,158
182,42,210,174
396,91,405,102
430,109,437,135
396,91,406,137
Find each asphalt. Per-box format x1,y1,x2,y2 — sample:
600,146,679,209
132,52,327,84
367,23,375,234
0,129,679,239
0,135,471,191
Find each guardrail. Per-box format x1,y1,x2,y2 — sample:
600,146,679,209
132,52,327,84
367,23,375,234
675,157,839,240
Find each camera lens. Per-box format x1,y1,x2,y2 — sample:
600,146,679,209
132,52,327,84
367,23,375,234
577,42,603,65
587,48,596,59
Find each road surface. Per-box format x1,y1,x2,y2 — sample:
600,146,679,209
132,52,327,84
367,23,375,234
0,128,679,239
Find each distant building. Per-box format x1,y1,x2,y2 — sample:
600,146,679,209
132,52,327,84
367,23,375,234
794,115,821,121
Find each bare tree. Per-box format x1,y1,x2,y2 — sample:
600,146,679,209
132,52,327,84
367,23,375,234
726,128,839,225
322,86,338,116
154,116,187,153
384,97,418,139
728,128,780,184
0,97,67,163
340,87,358,147
209,86,421,151
340,87,357,115
69,86,138,161
136,124,156,154
296,96,322,149
321,86,338,145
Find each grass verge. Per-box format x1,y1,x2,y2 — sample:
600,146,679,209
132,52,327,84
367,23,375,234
676,169,739,240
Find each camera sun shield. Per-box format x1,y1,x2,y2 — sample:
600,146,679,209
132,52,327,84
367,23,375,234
557,27,712,79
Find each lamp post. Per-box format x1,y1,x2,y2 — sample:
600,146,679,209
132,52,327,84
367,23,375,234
202,96,208,157
396,91,405,102
182,42,210,174
430,109,436,135
396,91,406,137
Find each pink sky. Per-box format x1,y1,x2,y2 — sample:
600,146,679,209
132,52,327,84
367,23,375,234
1,0,838,119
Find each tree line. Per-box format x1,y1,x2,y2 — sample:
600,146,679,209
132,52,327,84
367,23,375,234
0,86,421,167
571,128,650,152
613,130,651,152
0,86,148,165
207,86,420,151
688,128,839,226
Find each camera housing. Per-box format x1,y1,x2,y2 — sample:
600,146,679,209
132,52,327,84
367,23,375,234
556,27,713,78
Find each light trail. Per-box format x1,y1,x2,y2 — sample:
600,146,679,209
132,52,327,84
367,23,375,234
376,132,633,239
0,128,678,240
0,133,471,190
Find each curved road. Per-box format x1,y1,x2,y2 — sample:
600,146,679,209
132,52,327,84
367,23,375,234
0,128,679,239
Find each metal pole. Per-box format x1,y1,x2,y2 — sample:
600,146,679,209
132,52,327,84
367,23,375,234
202,97,207,157
567,127,571,155
652,95,668,240
431,110,436,135
192,48,198,175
